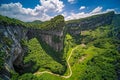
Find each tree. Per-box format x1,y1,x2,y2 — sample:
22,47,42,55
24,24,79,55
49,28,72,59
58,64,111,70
18,73,38,80
0,50,5,70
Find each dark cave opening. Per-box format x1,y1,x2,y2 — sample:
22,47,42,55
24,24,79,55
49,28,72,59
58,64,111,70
12,53,25,75
13,64,24,75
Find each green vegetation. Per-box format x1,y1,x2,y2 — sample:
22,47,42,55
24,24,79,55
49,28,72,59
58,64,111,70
80,49,120,80
51,15,65,29
18,73,38,80
0,12,120,80
28,20,42,24
11,71,38,80
52,36,61,43
29,15,65,30
67,25,120,80
0,15,64,30
2,36,13,47
66,11,114,24
23,38,65,74
64,33,75,59
0,50,5,70
36,36,65,63
0,15,26,26
0,36,11,71
20,24,119,80
20,39,28,47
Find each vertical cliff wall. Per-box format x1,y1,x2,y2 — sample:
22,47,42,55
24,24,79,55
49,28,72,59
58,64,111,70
27,15,65,52
66,11,114,35
27,28,64,52
0,25,28,79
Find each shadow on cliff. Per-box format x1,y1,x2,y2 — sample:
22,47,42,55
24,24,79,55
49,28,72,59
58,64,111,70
20,36,66,74
36,36,65,64
27,30,65,64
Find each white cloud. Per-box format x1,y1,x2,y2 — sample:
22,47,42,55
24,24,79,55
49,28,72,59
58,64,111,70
0,2,115,22
91,6,103,14
40,0,64,13
0,3,37,21
106,9,115,12
0,0,64,22
65,6,115,21
79,6,86,10
65,12,90,20
68,0,75,4
62,12,67,17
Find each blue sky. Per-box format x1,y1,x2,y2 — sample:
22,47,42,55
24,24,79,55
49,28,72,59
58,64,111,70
0,0,120,21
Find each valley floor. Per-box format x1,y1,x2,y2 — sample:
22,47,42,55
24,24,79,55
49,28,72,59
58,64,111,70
34,45,84,79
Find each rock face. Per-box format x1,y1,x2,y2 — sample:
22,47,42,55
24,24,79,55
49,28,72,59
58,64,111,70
67,11,114,35
0,25,28,79
0,15,65,80
27,15,65,52
27,27,64,52
39,29,64,52
0,24,65,79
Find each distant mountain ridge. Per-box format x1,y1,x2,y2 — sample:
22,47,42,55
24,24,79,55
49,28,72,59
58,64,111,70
27,20,43,24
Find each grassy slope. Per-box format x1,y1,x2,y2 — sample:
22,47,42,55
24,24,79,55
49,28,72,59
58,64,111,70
68,25,120,80
0,15,64,30
23,38,65,74
0,15,26,26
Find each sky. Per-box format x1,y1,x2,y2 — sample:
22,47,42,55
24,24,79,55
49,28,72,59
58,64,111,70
0,0,120,22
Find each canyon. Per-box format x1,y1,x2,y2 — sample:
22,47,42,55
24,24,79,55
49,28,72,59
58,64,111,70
0,11,120,80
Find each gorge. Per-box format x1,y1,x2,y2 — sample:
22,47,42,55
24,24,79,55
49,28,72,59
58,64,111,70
0,11,120,80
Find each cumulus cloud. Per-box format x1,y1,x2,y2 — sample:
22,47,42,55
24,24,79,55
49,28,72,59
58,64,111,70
79,6,86,10
91,6,103,14
68,0,75,4
0,2,115,22
0,0,64,22
40,0,64,13
65,12,90,20
65,6,114,21
106,9,115,12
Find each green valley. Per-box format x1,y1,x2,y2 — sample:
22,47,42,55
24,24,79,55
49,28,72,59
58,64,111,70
0,11,120,80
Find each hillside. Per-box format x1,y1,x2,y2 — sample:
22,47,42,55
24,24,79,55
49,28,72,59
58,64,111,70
0,11,120,80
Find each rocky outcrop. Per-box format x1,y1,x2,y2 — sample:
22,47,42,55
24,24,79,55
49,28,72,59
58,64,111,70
0,25,28,79
39,29,64,52
27,15,65,52
67,11,114,35
27,27,64,52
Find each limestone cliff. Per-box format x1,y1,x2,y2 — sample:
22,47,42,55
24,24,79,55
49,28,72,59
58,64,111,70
66,11,114,35
0,25,28,79
27,25,65,52
0,15,65,79
27,15,65,52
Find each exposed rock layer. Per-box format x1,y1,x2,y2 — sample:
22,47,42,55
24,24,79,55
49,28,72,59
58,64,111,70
0,25,27,79
67,11,114,35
